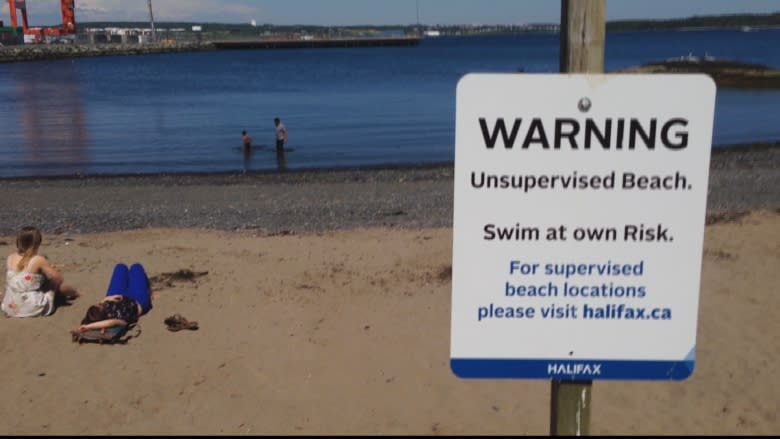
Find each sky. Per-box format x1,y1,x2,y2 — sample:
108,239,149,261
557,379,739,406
2,0,779,27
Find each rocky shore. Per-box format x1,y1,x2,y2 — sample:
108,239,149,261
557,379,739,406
614,58,780,88
0,143,777,236
0,41,214,63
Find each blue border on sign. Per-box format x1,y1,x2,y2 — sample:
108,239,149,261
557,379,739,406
450,358,695,380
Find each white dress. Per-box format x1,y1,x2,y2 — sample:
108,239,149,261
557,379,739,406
2,265,55,318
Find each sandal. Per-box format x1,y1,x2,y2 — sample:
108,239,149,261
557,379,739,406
164,313,199,332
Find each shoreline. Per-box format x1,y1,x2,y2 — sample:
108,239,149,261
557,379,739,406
1,140,777,183
0,141,776,236
0,159,457,183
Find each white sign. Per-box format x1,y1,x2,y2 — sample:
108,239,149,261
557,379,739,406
450,74,716,380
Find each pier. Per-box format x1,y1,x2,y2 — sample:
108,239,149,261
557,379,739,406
211,36,421,50
0,36,422,63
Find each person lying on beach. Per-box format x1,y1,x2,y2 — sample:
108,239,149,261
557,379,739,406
2,226,79,318
73,262,153,334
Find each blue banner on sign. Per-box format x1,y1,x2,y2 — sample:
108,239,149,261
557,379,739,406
450,358,694,380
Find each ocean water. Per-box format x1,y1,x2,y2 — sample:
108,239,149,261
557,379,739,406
0,29,778,178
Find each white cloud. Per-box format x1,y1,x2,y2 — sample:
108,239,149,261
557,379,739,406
2,0,263,24
76,0,147,21
152,0,262,23
76,0,111,15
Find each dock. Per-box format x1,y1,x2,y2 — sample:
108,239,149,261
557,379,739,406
211,36,421,50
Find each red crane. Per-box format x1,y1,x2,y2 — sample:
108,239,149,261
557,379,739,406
7,0,76,43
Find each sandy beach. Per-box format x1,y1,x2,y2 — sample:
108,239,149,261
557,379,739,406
0,144,778,435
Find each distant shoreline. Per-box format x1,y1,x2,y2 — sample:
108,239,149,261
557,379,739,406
0,36,424,63
0,41,214,64
613,58,780,89
2,25,779,64
48,12,780,36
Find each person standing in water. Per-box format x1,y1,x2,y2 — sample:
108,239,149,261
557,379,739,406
273,118,288,153
242,130,252,153
273,118,289,171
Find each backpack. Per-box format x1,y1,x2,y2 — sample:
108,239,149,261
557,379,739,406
70,323,140,345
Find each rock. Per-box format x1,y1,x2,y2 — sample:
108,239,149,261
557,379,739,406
0,42,215,63
613,58,780,89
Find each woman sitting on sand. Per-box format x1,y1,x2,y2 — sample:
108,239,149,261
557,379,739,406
73,262,153,334
2,226,79,318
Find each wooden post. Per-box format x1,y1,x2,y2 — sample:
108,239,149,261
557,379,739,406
560,0,606,74
550,380,592,436
551,0,605,436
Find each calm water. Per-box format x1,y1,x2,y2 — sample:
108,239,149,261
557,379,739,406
1,29,779,178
